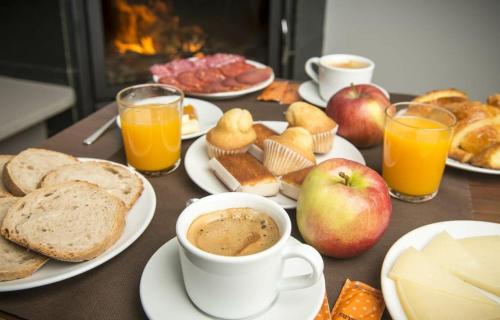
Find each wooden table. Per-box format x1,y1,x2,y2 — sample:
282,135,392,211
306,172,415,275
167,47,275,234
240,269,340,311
1,92,499,320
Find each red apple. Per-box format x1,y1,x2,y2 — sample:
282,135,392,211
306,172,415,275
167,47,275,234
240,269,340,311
297,158,391,258
326,84,393,148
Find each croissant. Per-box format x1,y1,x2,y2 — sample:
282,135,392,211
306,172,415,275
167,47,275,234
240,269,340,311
470,143,500,169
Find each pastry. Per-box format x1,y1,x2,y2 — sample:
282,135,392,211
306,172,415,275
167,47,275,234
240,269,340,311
248,123,279,161
208,153,280,196
470,143,500,169
263,127,316,176
280,166,315,200
205,108,256,158
285,102,337,153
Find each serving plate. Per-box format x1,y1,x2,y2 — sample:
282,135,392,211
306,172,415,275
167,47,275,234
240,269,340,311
380,220,500,320
116,97,223,140
153,60,274,100
446,158,500,175
184,121,365,209
0,158,156,292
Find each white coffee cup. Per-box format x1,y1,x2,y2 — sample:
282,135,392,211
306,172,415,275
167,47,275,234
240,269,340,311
305,54,375,101
176,192,324,319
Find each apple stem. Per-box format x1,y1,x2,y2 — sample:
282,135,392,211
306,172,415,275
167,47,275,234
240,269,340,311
338,172,351,186
350,83,359,97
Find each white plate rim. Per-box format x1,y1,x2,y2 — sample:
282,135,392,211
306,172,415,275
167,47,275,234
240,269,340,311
0,157,156,292
298,80,390,109
380,220,500,320
446,157,500,175
153,59,274,100
139,236,326,320
116,97,223,140
184,120,366,209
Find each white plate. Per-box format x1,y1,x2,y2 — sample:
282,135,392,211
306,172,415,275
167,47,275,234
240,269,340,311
446,158,500,175
153,60,275,100
184,121,365,209
0,158,156,292
116,97,223,140
298,80,390,109
380,220,500,320
140,237,325,320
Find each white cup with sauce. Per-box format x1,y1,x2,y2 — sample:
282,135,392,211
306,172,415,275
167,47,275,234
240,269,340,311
176,192,324,319
305,54,375,101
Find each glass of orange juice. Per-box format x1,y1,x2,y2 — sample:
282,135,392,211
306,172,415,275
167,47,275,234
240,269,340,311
117,84,183,175
383,102,456,202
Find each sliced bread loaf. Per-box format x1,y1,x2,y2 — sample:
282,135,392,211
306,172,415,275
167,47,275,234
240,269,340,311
3,148,79,196
1,181,126,262
0,197,49,281
41,161,143,209
0,155,14,197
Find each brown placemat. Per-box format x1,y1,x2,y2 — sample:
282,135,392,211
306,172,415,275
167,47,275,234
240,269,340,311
0,93,472,320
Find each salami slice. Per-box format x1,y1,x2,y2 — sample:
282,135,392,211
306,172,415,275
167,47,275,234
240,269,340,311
236,68,272,85
150,65,174,78
177,71,205,92
167,59,195,76
203,81,232,93
158,76,180,86
195,68,225,83
219,61,255,78
205,53,245,68
222,77,248,90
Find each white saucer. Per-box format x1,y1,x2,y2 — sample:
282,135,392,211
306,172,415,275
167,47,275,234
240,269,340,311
140,237,326,320
298,80,390,108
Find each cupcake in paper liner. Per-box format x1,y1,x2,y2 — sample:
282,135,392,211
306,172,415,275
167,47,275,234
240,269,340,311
205,108,256,158
263,127,316,176
285,101,338,154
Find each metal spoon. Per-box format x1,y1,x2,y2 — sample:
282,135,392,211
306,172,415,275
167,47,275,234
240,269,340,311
83,116,117,145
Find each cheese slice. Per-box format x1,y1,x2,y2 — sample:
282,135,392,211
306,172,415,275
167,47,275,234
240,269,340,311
459,236,500,267
421,232,500,295
396,278,500,320
389,247,496,305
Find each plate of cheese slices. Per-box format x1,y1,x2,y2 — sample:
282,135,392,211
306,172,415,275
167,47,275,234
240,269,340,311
381,220,500,320
184,120,365,209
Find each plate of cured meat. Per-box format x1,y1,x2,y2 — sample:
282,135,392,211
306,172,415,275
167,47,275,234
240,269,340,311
150,53,274,99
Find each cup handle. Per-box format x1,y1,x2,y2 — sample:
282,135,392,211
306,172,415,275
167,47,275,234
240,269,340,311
305,57,321,83
278,242,324,291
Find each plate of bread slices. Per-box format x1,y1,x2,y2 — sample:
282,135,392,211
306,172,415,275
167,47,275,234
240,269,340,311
184,102,365,209
413,89,500,174
0,148,155,291
381,220,500,320
116,97,223,140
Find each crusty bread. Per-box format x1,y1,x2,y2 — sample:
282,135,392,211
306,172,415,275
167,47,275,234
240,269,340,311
1,181,126,262
0,155,14,197
41,161,143,209
0,197,49,281
3,148,78,196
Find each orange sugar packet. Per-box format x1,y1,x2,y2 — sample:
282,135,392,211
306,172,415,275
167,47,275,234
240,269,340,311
315,293,332,320
331,279,385,320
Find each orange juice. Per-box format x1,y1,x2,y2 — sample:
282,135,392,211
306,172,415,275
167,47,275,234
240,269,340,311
383,116,452,196
120,104,181,172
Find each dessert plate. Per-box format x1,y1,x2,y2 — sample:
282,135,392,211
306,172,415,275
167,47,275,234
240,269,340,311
298,80,390,108
140,237,325,320
116,97,223,140
153,60,275,100
184,121,365,209
381,220,500,320
446,158,500,175
0,158,156,292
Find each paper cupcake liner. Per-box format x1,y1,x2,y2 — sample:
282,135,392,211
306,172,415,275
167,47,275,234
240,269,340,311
263,140,315,176
206,140,250,158
313,126,338,154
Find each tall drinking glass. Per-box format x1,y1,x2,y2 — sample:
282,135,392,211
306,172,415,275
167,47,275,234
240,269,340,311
383,102,456,202
117,84,183,175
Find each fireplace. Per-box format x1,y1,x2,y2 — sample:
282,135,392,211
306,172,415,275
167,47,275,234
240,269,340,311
0,0,326,118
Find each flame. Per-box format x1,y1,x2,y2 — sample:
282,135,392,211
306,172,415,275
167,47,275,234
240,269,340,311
112,0,206,57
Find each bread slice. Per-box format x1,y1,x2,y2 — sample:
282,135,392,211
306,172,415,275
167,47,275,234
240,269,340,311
3,148,79,196
280,166,315,200
1,181,126,262
0,197,49,281
41,161,143,209
0,155,14,197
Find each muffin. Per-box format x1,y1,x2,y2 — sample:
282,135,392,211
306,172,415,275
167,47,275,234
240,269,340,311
248,123,279,161
263,127,316,176
206,108,256,158
286,102,338,154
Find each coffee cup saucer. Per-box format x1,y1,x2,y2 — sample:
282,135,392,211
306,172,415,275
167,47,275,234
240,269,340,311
140,237,326,320
298,80,390,109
